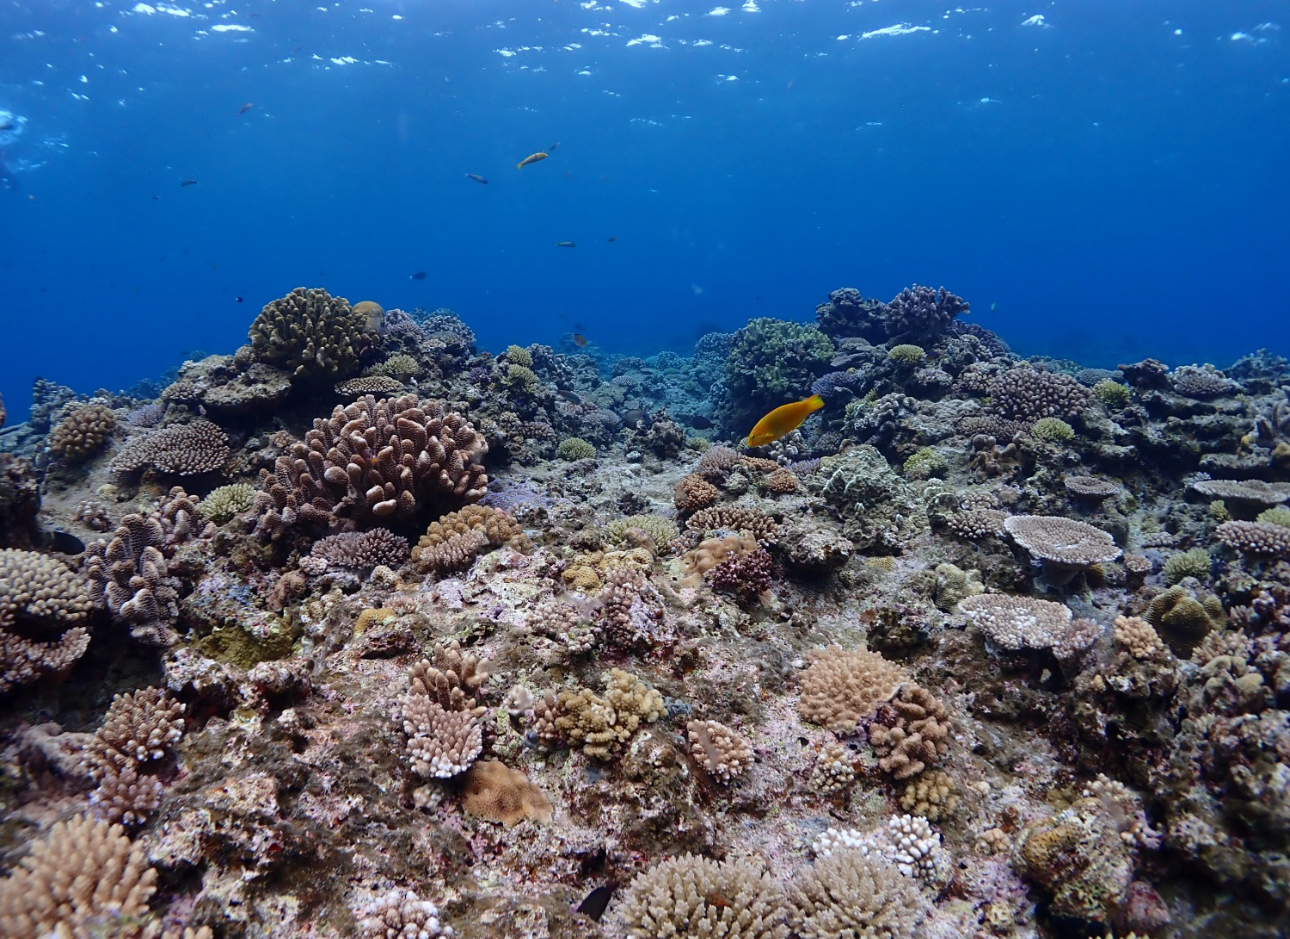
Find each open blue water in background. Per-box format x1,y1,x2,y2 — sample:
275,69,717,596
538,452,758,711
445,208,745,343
0,0,1286,416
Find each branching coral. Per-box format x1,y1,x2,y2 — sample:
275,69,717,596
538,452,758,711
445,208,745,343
85,513,183,646
674,473,721,513
197,483,257,524
797,646,907,733
110,420,229,476
685,506,779,544
986,366,1092,421
48,403,116,463
617,854,789,939
687,719,754,784
248,286,379,379
869,684,952,780
411,504,525,574
85,687,185,827
790,849,929,939
533,668,665,760
254,394,488,536
305,529,410,574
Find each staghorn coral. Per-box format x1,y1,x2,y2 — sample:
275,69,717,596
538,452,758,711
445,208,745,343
790,849,928,939
1093,378,1132,408
987,366,1093,421
256,394,488,535
869,684,952,780
1004,514,1121,584
110,420,229,476
674,473,721,513
1163,547,1212,584
958,593,1074,651
305,529,410,574
48,403,116,463
248,286,379,379
556,436,596,461
685,506,779,544
617,854,789,939
461,759,554,825
412,504,524,574
887,343,926,365
687,719,754,784
798,647,908,733
0,814,158,939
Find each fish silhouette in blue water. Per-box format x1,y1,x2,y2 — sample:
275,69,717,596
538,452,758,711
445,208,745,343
466,173,488,184
410,271,428,280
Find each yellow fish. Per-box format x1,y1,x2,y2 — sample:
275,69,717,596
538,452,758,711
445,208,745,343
746,394,824,448
517,151,549,169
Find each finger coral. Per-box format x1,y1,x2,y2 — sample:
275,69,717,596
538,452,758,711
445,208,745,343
685,506,779,544
85,514,183,646
673,472,721,513
248,286,380,379
256,394,488,535
306,528,410,574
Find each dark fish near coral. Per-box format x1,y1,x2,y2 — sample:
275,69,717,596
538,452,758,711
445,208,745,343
622,408,648,429
237,103,253,115
576,882,617,921
517,151,548,169
410,271,427,280
683,414,714,429
41,529,85,555
180,179,198,187
556,241,576,248
558,389,582,404
466,173,488,184
571,333,588,348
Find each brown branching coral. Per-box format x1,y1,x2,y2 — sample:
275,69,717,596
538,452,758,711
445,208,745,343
412,504,524,574
686,506,779,544
48,403,116,463
0,549,93,692
708,546,774,607
400,642,491,779
599,566,666,649
84,514,183,646
0,815,158,939
687,719,754,784
248,286,380,379
617,854,790,939
869,684,952,780
695,445,741,480
673,473,721,513
110,420,230,476
1216,520,1290,559
986,366,1093,421
1113,615,1168,661
85,687,185,827
798,647,908,733
533,668,665,760
304,529,409,574
407,641,491,716
255,394,488,535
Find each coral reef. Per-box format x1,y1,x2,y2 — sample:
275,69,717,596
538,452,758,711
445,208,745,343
248,286,380,380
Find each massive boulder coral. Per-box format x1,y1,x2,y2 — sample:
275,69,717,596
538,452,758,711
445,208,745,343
253,394,488,537
247,286,381,380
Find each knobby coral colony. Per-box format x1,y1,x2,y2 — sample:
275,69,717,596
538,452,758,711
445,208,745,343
5,283,1290,939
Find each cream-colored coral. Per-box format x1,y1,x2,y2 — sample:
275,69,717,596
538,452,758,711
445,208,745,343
958,593,1073,651
790,849,928,939
1112,615,1168,661
538,669,665,760
869,684,951,779
687,719,754,784
900,769,959,821
617,854,789,939
679,533,759,587
797,646,907,733
674,473,721,513
0,815,158,939
0,549,94,630
412,504,526,574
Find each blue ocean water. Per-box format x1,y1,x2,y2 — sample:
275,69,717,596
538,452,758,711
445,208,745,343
0,0,1286,416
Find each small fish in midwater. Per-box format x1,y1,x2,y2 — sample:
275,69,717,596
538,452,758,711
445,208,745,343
684,414,714,430
180,179,198,187
571,333,588,347
235,296,244,303
517,151,548,169
237,103,253,115
549,142,561,151
410,271,427,280
466,173,488,184
990,301,998,313
556,241,576,248
606,236,617,242
746,394,825,448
